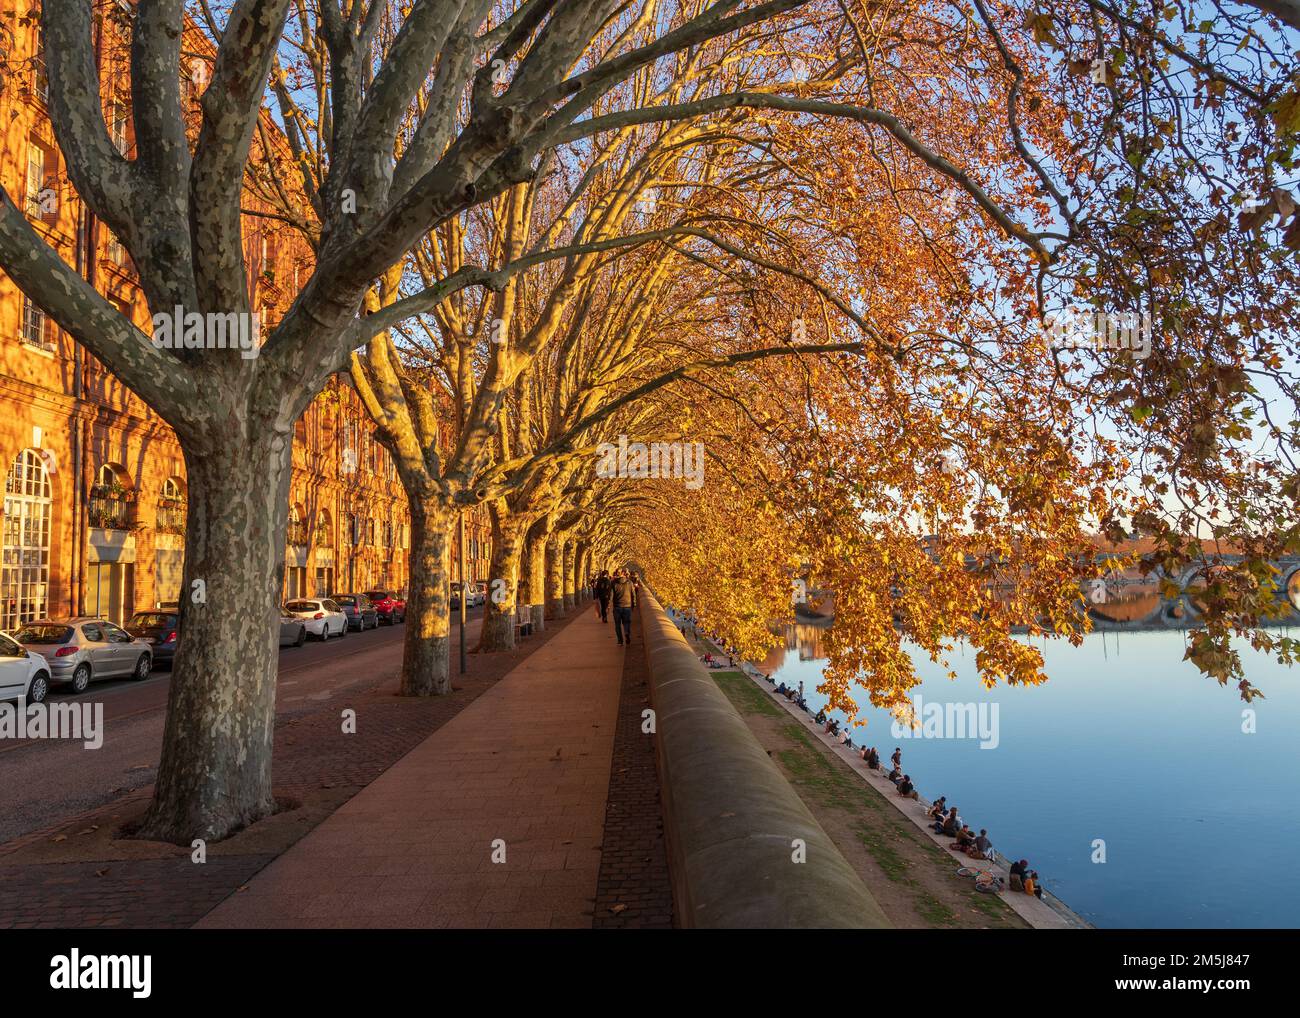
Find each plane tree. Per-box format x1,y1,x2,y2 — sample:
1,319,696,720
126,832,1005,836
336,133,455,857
0,0,1291,842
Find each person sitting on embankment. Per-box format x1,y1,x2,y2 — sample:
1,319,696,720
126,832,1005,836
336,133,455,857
861,746,879,769
941,808,961,837
897,774,918,800
928,797,947,821
1009,859,1028,892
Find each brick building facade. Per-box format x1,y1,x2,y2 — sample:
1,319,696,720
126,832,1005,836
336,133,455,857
0,2,489,628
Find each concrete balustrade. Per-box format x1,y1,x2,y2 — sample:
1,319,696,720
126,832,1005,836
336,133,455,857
637,588,891,929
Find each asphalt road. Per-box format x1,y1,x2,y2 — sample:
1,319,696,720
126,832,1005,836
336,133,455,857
0,607,484,845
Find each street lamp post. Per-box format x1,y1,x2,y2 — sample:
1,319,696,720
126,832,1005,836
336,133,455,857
459,510,467,675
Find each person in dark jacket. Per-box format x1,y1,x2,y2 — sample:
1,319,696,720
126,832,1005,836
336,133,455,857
594,570,613,622
609,569,637,645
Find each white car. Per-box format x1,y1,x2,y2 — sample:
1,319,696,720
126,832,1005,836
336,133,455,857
450,582,485,609
282,599,348,640
0,630,53,704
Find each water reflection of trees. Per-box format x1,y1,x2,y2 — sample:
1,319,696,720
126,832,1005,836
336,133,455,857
773,622,830,662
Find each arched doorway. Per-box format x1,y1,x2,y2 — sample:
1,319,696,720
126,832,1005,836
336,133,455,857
1,449,52,630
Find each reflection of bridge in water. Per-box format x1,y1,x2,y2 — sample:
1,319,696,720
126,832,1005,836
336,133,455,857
790,554,1300,636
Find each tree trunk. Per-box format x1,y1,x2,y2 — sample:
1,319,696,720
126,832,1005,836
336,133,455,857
400,502,453,696
479,520,524,652
575,543,590,601
524,521,548,633
562,538,576,609
545,534,566,619
138,433,292,844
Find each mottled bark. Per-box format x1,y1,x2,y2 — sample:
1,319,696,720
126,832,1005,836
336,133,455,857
138,431,292,842
479,521,524,652
562,538,576,609
401,503,454,696
576,543,591,600
545,534,566,619
524,520,549,633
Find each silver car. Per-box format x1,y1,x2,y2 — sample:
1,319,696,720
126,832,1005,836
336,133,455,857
13,618,153,694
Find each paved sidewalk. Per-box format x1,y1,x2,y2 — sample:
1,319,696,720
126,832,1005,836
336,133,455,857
198,602,625,928
592,609,673,928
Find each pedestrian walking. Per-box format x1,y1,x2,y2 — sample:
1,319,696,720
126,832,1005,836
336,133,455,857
610,569,637,645
594,570,612,622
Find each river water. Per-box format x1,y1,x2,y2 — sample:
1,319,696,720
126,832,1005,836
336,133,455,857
762,626,1300,928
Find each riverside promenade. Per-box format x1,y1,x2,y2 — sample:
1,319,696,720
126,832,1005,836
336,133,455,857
199,607,629,929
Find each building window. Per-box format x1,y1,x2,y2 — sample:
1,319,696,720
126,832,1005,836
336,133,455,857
89,464,133,531
20,297,54,353
316,509,333,548
287,505,310,547
2,449,52,631
157,476,186,535
109,107,129,156
261,234,278,279
25,141,47,219
105,229,127,268
31,35,48,104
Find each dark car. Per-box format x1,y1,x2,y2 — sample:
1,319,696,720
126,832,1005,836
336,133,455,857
330,593,379,631
362,590,406,624
279,614,308,647
126,610,180,666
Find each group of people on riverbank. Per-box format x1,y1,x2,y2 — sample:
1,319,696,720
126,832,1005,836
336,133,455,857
759,669,1048,903
672,613,739,668
669,609,1054,911
922,798,1041,897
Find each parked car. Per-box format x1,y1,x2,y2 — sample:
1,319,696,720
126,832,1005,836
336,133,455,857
452,582,485,608
0,630,53,704
450,581,472,610
279,614,308,647
330,593,379,631
282,599,347,640
362,590,406,625
125,610,180,666
12,618,153,694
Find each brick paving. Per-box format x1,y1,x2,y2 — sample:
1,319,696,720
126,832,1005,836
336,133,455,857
0,613,579,928
197,603,625,929
0,856,273,929
592,605,674,929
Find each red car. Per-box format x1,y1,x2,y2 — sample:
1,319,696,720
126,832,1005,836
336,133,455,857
363,590,406,624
